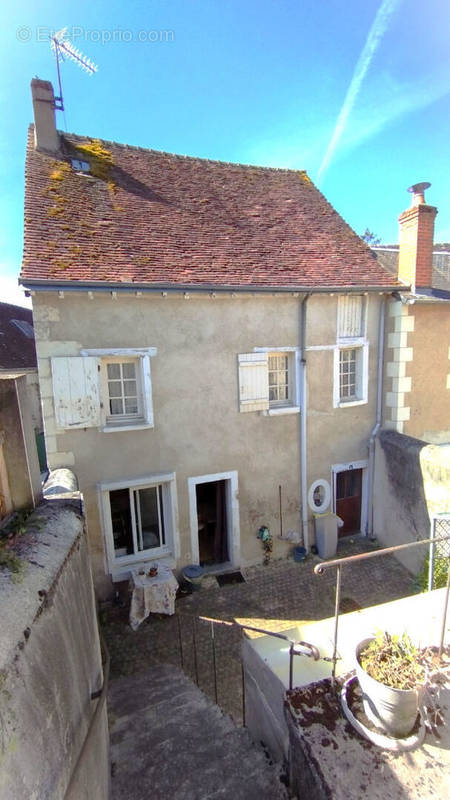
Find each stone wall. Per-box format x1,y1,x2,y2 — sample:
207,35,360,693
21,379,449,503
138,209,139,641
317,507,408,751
0,497,109,799
373,429,450,574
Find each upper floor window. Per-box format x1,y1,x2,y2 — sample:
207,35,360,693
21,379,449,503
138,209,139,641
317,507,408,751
238,348,300,416
51,347,156,432
334,295,368,408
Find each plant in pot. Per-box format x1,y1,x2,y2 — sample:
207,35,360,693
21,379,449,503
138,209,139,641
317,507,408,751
355,631,425,738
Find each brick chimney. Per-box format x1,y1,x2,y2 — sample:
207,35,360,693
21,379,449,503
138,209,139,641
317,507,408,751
398,182,437,291
31,78,59,153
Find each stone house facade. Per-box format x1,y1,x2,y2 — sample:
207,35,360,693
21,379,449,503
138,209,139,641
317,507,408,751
21,79,399,597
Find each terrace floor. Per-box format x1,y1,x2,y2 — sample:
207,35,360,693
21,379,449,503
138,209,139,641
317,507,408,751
101,535,416,724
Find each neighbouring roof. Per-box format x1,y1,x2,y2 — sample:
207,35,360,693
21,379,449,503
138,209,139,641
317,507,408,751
0,302,37,370
373,244,450,293
21,127,399,291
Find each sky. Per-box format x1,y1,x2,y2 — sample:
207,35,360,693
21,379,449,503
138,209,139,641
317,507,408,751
1,0,449,307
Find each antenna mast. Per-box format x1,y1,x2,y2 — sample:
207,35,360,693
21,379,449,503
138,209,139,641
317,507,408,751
50,28,98,113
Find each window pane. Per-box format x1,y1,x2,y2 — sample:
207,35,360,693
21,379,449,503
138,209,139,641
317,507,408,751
122,363,136,379
108,381,122,397
110,489,133,556
136,487,162,551
110,398,124,415
107,363,120,379
124,398,138,414
123,380,137,396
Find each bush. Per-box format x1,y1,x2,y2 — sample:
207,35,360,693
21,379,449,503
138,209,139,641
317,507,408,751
414,553,449,593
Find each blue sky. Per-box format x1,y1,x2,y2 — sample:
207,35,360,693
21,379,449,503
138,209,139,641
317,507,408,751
1,0,449,306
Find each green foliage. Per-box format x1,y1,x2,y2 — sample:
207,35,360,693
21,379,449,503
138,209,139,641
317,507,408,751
359,631,425,690
361,228,381,246
414,553,449,592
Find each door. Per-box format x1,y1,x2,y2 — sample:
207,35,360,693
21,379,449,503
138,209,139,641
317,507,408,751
196,480,229,566
336,468,362,537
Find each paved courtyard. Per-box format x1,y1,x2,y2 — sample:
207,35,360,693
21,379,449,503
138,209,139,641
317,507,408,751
101,537,417,724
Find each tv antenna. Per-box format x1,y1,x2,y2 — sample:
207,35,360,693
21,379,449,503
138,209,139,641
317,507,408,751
50,27,98,114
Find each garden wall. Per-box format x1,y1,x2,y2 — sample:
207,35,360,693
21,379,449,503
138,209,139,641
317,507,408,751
0,492,110,799
373,430,450,575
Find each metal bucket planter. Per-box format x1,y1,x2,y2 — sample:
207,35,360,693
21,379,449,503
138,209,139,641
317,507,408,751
355,638,423,738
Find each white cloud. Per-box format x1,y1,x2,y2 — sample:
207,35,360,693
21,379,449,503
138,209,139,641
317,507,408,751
0,274,32,308
317,0,401,184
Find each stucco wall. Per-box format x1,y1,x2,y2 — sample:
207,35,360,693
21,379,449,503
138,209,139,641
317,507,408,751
405,303,450,442
373,430,450,574
0,500,109,799
33,290,383,596
0,375,41,510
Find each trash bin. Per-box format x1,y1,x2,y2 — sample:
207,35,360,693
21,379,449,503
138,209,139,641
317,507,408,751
182,564,204,590
313,513,342,559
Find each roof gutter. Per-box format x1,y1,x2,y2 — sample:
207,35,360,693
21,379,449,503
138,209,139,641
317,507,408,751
21,279,404,295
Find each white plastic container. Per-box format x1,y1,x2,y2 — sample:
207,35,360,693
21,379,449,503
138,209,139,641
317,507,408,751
313,512,341,559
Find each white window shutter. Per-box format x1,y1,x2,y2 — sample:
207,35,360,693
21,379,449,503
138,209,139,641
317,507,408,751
51,357,100,429
140,355,154,427
238,353,269,412
338,296,363,338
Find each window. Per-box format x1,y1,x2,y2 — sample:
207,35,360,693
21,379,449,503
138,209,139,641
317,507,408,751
81,347,156,431
333,296,368,408
106,360,140,419
339,348,357,401
238,348,299,415
99,473,179,575
268,353,291,407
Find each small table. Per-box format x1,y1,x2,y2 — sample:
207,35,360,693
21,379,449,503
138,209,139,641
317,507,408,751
129,564,179,631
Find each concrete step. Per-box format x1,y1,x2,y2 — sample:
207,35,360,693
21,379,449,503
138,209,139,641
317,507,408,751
109,664,288,800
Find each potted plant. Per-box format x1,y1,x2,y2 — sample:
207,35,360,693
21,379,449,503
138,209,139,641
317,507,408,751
355,631,425,737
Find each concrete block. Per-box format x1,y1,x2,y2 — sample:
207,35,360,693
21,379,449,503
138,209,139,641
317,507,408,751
37,358,51,378
388,331,409,349
394,314,415,333
392,376,412,393
386,391,405,409
391,406,410,422
386,361,406,378
36,341,81,358
388,301,409,318
47,451,75,469
392,347,413,362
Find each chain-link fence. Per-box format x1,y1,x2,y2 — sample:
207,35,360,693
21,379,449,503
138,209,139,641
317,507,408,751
429,514,450,590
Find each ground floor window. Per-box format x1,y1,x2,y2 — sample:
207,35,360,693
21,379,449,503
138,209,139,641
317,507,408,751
99,473,178,572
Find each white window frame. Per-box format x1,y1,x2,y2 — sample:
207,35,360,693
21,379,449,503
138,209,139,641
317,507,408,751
253,346,300,416
81,347,156,432
333,296,369,408
98,472,179,579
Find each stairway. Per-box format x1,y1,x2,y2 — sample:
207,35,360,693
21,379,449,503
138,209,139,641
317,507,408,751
109,663,289,799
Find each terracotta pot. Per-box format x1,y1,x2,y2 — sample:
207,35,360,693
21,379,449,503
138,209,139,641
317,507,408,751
355,638,423,738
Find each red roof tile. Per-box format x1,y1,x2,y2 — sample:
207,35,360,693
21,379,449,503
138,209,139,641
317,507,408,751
21,128,398,290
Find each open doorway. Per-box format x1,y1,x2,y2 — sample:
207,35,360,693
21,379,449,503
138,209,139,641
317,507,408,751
196,480,228,566
188,471,240,569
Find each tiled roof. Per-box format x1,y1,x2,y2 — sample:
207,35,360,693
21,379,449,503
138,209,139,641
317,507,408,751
21,127,398,290
373,245,450,292
0,302,37,370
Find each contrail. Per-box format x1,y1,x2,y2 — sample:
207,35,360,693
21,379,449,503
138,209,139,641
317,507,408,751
317,0,401,185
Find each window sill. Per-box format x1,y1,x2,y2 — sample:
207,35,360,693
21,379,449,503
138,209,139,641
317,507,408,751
111,553,175,581
101,421,154,433
262,406,300,416
336,399,367,408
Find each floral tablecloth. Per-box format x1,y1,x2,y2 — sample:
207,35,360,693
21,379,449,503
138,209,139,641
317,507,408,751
129,565,178,630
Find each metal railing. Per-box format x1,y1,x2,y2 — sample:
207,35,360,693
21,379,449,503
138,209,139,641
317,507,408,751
314,533,450,686
174,613,320,723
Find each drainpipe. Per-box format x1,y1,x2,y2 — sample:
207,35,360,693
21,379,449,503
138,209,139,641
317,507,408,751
300,294,311,550
367,295,386,537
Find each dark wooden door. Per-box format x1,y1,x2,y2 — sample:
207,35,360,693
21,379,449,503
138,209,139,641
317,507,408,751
336,469,362,537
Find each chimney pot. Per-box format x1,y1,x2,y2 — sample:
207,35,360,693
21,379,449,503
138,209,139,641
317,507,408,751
31,78,59,153
407,181,431,206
